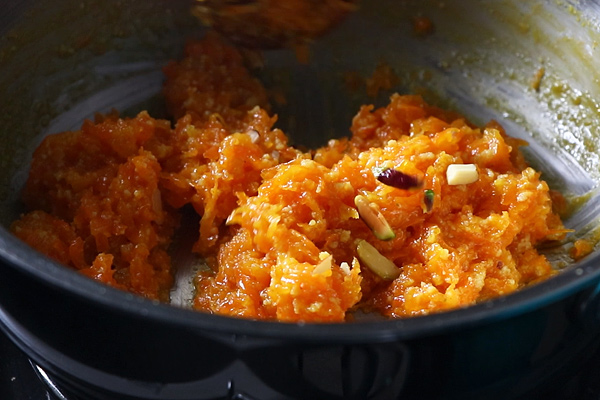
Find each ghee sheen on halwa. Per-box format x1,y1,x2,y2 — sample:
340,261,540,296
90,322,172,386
11,34,567,322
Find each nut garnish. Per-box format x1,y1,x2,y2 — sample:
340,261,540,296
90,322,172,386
313,252,333,275
377,168,423,190
423,189,434,213
354,194,395,241
356,239,400,280
446,164,479,185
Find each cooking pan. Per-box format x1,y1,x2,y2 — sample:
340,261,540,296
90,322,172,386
2,0,600,399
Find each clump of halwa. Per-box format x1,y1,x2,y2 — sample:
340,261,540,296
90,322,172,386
12,35,293,301
12,34,566,321
162,33,271,129
12,112,179,301
201,94,565,319
193,0,358,49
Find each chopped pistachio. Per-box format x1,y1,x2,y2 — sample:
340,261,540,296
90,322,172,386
423,189,434,213
356,240,400,280
354,194,396,241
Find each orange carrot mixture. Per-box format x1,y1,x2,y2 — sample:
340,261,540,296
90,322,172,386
12,34,566,321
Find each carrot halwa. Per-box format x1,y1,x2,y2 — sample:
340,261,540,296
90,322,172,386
192,0,358,49
12,34,567,322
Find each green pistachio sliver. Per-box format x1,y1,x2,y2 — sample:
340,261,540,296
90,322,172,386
354,194,395,241
356,239,401,280
423,189,434,213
